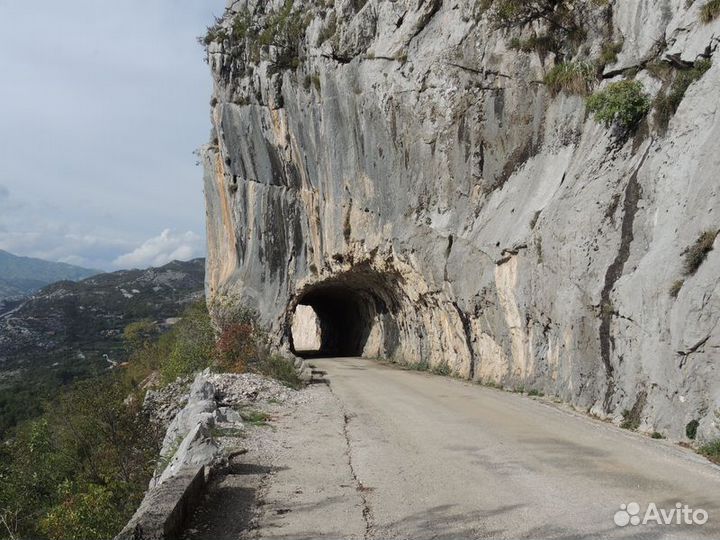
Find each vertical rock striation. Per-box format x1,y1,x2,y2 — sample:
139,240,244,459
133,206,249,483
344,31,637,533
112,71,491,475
203,0,720,441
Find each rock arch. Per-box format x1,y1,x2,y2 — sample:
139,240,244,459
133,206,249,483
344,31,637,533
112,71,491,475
287,266,402,358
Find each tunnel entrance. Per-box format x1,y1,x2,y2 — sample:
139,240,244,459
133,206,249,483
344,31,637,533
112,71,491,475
288,270,398,358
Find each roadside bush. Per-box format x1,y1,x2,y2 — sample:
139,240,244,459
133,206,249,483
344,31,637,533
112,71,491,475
214,322,256,373
254,355,303,389
160,302,216,383
686,419,700,440
655,59,712,131
699,439,720,464
586,80,651,131
431,362,451,376
544,61,595,96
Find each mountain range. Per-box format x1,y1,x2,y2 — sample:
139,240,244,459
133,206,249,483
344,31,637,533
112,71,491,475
0,257,206,436
0,249,100,300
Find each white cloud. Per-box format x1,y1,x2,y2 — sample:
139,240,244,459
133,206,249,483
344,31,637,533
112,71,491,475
0,1,222,271
112,229,204,269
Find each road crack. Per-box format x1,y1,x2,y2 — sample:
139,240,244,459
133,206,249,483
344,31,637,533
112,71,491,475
328,382,375,538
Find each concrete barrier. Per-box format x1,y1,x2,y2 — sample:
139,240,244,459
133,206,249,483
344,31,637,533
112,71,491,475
114,465,207,540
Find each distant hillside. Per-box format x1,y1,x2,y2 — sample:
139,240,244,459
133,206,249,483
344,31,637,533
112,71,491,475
0,249,100,300
0,258,206,436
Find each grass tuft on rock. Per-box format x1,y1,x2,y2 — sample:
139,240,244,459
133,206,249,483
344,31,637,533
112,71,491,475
669,279,684,298
544,62,595,96
655,59,712,131
700,0,720,22
682,229,718,276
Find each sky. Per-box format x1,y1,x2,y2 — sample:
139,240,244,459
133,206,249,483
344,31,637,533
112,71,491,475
0,0,226,270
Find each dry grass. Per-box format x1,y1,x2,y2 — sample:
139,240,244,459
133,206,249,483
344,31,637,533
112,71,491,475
544,62,596,96
700,0,720,22
683,230,718,276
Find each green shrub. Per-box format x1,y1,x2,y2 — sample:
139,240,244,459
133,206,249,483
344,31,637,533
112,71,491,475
483,0,576,30
160,302,215,383
686,419,700,439
201,19,228,47
620,407,642,430
586,80,651,130
258,0,311,68
431,362,451,376
528,388,544,397
481,0,589,53
544,62,596,96
699,439,720,464
239,409,271,426
655,59,712,130
700,0,720,22
0,379,160,539
122,319,158,353
254,355,303,389
651,431,665,439
231,9,253,41
407,360,430,371
683,230,718,276
40,482,124,540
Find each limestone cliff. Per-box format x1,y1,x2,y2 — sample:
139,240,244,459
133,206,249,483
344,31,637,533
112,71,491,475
202,0,720,442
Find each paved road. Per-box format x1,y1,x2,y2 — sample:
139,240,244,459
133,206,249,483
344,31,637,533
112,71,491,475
192,357,720,539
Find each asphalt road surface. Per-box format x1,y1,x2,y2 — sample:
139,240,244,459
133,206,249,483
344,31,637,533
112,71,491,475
190,357,720,539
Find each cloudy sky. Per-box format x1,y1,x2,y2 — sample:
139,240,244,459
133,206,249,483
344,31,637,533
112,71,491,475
0,0,226,270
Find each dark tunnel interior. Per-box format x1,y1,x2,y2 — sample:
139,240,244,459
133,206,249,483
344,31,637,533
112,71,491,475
291,285,378,358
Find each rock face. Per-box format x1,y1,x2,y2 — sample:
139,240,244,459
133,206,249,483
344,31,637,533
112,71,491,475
202,0,720,442
291,304,322,352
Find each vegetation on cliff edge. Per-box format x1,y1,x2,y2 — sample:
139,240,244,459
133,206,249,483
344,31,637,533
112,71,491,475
0,300,301,540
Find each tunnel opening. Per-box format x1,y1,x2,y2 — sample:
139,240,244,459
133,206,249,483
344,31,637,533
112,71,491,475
288,270,398,358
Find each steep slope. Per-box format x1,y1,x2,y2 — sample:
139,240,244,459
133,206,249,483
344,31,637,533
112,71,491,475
0,258,205,435
202,0,720,442
0,249,99,300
